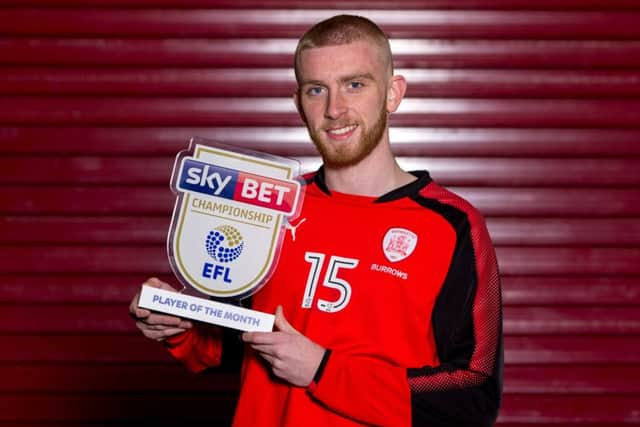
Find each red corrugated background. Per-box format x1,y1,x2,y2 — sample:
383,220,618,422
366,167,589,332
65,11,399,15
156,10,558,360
1,1,639,425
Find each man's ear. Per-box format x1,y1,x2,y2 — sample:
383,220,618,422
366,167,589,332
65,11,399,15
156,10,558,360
386,75,407,113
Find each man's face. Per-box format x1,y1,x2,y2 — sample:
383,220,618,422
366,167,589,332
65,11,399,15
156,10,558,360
295,40,391,168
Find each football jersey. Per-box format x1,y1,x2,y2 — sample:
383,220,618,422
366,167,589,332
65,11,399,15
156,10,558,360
165,168,503,427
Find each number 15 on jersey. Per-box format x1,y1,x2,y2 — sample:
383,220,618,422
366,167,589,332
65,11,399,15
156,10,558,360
302,252,359,313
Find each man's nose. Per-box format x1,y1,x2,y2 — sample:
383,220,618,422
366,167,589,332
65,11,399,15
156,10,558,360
325,90,347,119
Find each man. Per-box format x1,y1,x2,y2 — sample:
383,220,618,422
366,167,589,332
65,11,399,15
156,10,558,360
130,14,503,427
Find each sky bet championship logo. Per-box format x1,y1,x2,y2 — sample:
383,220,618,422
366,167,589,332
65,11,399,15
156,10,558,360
178,158,298,215
167,139,302,300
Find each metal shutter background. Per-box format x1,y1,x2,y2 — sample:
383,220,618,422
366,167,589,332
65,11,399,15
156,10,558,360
1,1,639,425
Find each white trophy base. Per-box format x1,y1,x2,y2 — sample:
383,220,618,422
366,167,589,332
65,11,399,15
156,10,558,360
138,285,274,332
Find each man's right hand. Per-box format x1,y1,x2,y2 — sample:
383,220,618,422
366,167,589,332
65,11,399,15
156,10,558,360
129,277,193,341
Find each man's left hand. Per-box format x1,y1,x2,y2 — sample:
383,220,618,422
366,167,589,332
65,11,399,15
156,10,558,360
242,305,326,387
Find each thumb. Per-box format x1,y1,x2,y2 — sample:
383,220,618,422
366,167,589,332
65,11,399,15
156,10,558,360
274,305,299,334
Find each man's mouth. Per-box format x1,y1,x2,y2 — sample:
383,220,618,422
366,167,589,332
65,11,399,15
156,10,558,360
326,124,358,138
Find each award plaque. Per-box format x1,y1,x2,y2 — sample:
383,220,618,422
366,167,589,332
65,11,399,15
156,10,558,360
138,137,303,332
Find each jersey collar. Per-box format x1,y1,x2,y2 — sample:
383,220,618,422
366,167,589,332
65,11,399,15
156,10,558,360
311,167,432,203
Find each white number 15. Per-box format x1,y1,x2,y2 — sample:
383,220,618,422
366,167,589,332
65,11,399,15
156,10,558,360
301,252,359,313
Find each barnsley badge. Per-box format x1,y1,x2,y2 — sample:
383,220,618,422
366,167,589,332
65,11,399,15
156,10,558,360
382,228,418,262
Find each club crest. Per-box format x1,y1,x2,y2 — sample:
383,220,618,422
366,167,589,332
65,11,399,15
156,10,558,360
382,228,418,262
167,138,303,300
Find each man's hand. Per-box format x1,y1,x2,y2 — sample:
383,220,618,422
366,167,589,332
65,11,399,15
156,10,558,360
242,305,325,387
129,277,193,341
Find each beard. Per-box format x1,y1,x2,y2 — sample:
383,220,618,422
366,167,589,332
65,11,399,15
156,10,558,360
305,101,388,168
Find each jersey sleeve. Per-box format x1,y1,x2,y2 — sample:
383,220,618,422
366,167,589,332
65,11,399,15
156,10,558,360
308,197,503,427
164,324,224,372
406,210,503,427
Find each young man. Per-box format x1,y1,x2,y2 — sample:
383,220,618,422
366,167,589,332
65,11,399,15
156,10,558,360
130,15,503,427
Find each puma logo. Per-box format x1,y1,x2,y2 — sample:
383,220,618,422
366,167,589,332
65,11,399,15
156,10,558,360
285,218,307,242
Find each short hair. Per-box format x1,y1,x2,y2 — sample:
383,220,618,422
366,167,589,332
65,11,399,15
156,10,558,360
294,15,393,84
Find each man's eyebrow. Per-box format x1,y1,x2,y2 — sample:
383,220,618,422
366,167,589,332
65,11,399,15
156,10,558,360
299,79,326,87
299,73,377,87
339,73,376,83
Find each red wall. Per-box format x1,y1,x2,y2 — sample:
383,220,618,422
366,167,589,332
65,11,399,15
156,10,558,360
1,1,639,425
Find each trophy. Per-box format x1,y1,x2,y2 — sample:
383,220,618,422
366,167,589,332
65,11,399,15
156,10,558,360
138,137,303,332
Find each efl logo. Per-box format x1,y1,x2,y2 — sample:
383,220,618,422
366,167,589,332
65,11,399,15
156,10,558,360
202,225,244,285
178,158,300,215
205,225,244,264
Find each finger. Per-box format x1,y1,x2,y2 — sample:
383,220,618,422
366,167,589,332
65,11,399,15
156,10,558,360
247,342,280,356
130,278,177,317
143,327,187,341
129,289,142,316
242,331,282,345
137,321,190,332
144,277,177,291
177,319,193,328
136,312,191,329
145,312,191,327
136,321,188,335
274,305,298,335
132,306,151,319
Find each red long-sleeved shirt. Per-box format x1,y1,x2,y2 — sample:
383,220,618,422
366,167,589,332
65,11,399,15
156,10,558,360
165,169,503,427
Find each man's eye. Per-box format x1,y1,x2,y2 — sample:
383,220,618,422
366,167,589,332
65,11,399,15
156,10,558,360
348,81,364,89
307,87,324,96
